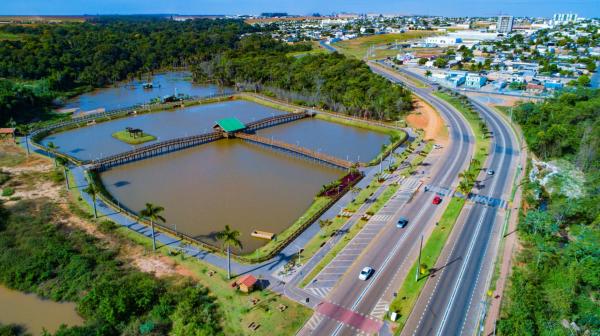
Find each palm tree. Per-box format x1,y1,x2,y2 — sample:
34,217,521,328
216,225,243,279
47,142,58,167
140,203,165,252
82,184,98,218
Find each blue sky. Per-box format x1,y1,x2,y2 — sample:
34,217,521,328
1,0,598,18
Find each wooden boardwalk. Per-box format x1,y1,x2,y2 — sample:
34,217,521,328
89,131,225,171
236,133,354,169
88,112,312,171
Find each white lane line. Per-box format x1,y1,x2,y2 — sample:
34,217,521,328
435,93,510,336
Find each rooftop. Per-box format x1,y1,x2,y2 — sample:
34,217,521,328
214,118,247,133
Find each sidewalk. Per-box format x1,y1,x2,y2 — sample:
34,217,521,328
21,129,414,304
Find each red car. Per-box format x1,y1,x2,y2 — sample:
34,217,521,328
432,196,442,205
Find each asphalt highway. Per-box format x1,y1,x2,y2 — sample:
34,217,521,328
300,63,477,335
395,67,520,336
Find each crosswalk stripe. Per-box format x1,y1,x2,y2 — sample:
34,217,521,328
371,300,390,319
306,286,332,298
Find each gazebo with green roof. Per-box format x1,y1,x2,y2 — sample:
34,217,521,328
213,117,247,137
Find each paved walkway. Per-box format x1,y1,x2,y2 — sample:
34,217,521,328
21,128,415,305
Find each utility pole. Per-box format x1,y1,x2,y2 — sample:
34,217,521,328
416,235,423,282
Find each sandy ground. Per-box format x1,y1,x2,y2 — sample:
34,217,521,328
406,96,449,145
466,91,538,107
0,141,196,280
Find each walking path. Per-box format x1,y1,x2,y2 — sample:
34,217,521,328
21,121,415,305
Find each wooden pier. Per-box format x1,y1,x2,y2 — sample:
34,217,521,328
89,131,225,171
235,132,355,169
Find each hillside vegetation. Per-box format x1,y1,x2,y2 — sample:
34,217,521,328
0,200,222,336
193,35,413,120
498,89,599,335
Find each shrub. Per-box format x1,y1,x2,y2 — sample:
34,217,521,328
2,187,14,197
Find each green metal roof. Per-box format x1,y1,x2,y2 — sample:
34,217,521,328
215,118,246,132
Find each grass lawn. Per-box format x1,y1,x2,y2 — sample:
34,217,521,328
388,197,465,328
246,195,333,261
0,32,24,41
111,130,157,144
333,31,439,59
66,170,312,336
300,183,399,287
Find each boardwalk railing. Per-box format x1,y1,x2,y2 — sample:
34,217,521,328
89,131,224,171
236,132,355,169
245,111,309,131
29,92,235,142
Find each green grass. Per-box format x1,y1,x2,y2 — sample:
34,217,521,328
300,183,399,287
333,31,439,59
286,48,329,57
67,168,311,336
247,196,333,260
389,197,465,327
0,32,24,41
111,130,157,144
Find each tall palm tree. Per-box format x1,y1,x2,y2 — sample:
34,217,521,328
47,142,58,167
82,184,98,218
140,203,165,252
216,225,243,279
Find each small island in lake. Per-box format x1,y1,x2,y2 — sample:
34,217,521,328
112,127,157,144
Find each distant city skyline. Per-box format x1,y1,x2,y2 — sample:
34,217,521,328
1,0,598,18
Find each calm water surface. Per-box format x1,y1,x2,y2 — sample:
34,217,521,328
100,140,342,253
0,285,83,335
43,100,285,160
258,118,390,162
64,71,232,113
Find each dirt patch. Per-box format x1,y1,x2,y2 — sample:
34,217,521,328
1,141,200,281
406,96,449,145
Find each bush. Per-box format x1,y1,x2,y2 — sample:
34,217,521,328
1,187,14,197
98,220,118,233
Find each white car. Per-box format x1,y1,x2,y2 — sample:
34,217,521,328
359,267,374,281
487,169,495,176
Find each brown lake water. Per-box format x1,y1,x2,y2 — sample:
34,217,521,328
42,100,286,160
258,117,390,162
0,285,83,335
100,139,343,253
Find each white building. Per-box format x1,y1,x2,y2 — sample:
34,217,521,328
497,16,514,34
424,36,463,46
553,13,578,23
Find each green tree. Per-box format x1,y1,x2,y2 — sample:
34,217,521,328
215,225,242,279
139,203,166,251
82,183,98,218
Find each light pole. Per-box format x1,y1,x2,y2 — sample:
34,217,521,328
416,235,423,282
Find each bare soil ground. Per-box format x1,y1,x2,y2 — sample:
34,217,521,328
406,96,449,146
0,141,196,280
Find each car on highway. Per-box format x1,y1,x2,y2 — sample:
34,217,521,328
487,169,495,176
397,216,408,228
432,196,442,204
359,267,374,281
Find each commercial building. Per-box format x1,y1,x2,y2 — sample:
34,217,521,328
497,16,514,34
465,74,487,88
424,36,463,46
553,13,578,23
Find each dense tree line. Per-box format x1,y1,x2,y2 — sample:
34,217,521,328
0,200,222,335
0,18,256,125
498,89,599,335
193,34,413,120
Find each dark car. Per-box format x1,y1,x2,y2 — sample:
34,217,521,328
397,216,408,228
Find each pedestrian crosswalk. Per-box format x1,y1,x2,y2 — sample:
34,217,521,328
304,313,324,332
371,214,393,222
424,184,451,196
306,286,332,298
467,193,508,208
371,300,390,319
